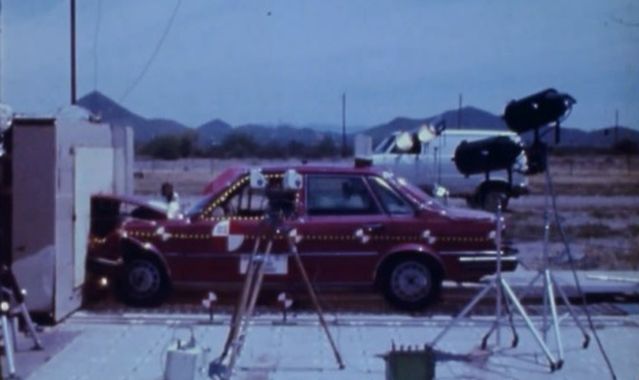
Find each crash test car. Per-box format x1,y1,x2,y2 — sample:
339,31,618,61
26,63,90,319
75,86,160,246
87,164,517,310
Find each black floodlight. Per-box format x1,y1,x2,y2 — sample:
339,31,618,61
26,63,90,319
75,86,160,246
503,88,576,143
524,141,548,175
454,136,523,178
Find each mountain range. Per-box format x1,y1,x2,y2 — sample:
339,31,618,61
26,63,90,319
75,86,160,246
78,92,340,146
78,91,638,149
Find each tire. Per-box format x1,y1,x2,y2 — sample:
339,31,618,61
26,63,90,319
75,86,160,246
481,188,509,212
381,257,441,311
117,258,170,307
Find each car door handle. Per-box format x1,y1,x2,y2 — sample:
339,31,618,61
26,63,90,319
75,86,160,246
362,223,384,234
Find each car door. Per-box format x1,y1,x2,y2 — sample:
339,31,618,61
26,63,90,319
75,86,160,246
365,175,425,244
292,174,387,285
164,176,273,286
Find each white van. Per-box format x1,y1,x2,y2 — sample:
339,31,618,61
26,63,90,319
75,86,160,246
371,129,529,210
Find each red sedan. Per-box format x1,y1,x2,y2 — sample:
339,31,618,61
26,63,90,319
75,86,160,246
87,164,516,310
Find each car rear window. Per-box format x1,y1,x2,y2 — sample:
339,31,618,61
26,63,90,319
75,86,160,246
306,175,379,216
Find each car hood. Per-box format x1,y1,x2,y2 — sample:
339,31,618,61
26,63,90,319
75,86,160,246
92,194,169,219
444,206,495,221
420,204,495,223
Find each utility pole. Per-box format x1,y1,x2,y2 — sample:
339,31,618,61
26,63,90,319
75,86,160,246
0,0,4,102
457,93,463,128
70,0,77,104
614,109,619,145
341,92,346,157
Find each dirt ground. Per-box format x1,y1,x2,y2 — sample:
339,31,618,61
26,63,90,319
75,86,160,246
134,154,639,270
507,155,639,271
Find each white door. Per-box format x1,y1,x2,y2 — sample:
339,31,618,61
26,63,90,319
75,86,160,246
74,147,115,287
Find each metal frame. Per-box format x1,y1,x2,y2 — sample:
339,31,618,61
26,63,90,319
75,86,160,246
0,265,44,379
431,201,560,372
478,169,590,367
210,218,344,379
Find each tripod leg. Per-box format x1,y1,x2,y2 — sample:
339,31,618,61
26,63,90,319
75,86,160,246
288,239,345,369
243,240,273,323
480,283,519,349
503,291,519,348
545,270,564,369
18,303,43,350
432,282,494,346
219,237,262,361
501,279,558,371
1,314,17,377
227,240,273,375
479,272,543,348
550,273,590,348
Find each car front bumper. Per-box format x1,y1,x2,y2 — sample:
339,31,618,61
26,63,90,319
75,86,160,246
445,246,519,281
86,256,124,277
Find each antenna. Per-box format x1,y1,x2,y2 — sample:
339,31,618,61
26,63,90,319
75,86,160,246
457,93,463,128
70,0,77,104
341,92,346,157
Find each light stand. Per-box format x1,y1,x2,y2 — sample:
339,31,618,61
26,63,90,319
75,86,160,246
497,89,617,378
209,171,344,379
0,264,44,379
430,200,560,372
478,166,591,368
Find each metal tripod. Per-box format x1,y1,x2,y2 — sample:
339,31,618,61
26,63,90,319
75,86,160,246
210,218,344,379
479,169,590,368
1,265,44,379
431,201,560,372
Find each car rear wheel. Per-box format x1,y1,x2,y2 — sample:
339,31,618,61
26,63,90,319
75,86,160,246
382,258,441,311
117,258,170,307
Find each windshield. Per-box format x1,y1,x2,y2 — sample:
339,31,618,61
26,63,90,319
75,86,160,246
373,136,395,154
384,172,444,210
184,194,215,218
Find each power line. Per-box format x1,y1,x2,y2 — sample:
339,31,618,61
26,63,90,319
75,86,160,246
120,0,183,102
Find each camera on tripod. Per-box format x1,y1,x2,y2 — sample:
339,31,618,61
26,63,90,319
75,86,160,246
249,168,302,221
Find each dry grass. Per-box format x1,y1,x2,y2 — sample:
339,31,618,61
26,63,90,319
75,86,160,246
528,155,639,196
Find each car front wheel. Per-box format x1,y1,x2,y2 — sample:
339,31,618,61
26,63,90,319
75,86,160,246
382,258,441,311
117,258,170,307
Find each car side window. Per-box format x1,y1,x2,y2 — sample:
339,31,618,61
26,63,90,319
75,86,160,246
368,176,414,215
306,175,380,216
220,180,269,217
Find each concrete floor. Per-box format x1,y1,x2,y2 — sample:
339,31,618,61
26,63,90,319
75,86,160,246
9,311,639,380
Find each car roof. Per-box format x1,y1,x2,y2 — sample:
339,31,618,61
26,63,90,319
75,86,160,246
261,163,381,175
202,163,382,195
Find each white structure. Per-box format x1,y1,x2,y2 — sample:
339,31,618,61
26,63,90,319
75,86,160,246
0,112,133,321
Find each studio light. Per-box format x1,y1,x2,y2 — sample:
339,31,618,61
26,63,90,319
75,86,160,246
503,88,576,134
417,124,436,144
453,136,523,177
395,131,414,152
502,88,576,176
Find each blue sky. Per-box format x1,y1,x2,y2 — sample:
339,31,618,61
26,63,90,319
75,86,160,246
2,0,638,130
